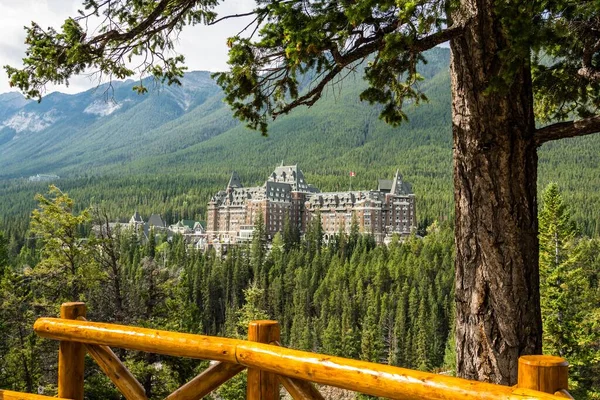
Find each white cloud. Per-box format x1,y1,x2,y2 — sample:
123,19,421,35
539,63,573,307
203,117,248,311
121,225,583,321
0,0,255,95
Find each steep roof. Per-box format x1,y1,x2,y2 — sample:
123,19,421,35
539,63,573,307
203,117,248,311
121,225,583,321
130,211,144,223
379,171,412,195
147,214,165,227
390,170,402,195
378,179,393,192
227,171,243,189
390,170,412,195
269,164,317,192
182,219,196,229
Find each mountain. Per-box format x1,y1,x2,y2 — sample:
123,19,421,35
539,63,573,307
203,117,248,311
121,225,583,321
0,51,456,180
0,71,233,176
0,92,30,118
1,46,599,236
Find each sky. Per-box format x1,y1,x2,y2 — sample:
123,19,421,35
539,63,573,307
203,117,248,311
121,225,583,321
0,0,255,95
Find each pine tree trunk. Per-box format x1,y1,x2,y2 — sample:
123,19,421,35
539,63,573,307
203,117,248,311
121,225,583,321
450,1,543,385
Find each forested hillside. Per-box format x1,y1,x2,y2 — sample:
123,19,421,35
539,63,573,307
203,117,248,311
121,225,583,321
0,71,232,175
2,47,600,244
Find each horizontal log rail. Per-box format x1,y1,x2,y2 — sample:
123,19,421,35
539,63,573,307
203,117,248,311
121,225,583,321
33,314,572,400
272,341,325,400
0,389,71,400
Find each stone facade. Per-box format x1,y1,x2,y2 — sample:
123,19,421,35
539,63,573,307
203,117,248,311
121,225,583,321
207,165,417,246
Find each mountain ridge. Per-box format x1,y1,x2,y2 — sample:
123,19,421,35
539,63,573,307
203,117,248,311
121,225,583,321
0,49,452,179
0,70,228,177
1,47,600,236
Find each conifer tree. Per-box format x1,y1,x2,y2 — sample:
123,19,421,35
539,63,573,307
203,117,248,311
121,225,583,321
415,294,432,371
443,301,457,375
379,292,395,364
29,185,98,302
392,287,408,367
221,283,271,400
539,184,585,358
321,315,342,356
305,212,324,257
235,283,270,337
341,302,360,359
251,210,267,279
282,215,300,252
0,272,41,393
361,287,383,362
145,228,156,259
570,239,600,396
0,231,8,277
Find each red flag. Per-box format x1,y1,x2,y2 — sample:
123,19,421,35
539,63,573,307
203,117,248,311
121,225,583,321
349,171,356,177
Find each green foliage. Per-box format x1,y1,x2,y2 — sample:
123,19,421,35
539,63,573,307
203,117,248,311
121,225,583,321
442,301,456,375
0,231,8,276
539,183,583,358
217,283,270,400
3,49,600,240
215,0,447,134
29,185,100,303
216,372,247,400
532,1,600,122
2,182,597,395
2,0,600,392
251,211,267,278
360,287,383,362
5,0,598,137
235,283,270,337
539,183,579,280
539,183,600,398
0,271,44,393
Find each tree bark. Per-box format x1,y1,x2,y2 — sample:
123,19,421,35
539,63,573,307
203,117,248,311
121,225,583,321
450,0,542,385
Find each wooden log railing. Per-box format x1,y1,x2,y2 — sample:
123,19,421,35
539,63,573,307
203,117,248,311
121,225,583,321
0,390,72,400
7,302,574,400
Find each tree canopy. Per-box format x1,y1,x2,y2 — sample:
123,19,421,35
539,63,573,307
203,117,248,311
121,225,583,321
538,184,600,396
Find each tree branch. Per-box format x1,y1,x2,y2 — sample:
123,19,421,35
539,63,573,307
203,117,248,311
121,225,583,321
535,115,600,145
208,11,258,26
88,0,178,47
408,24,465,52
273,24,464,116
273,66,342,116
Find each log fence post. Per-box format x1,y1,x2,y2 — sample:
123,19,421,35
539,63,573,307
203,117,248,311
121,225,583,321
247,320,280,400
58,302,86,400
517,355,571,397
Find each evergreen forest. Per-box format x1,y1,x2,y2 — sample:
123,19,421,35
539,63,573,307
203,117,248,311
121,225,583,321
0,184,598,398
